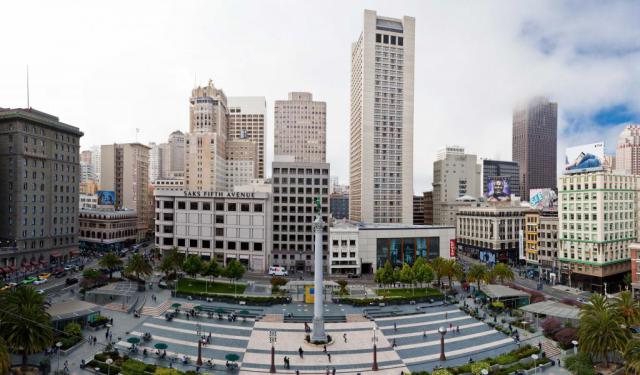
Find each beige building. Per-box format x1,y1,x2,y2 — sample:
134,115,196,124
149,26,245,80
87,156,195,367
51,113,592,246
616,124,640,175
100,143,151,239
227,140,258,188
524,211,559,279
433,146,481,226
185,80,229,191
558,171,639,292
274,92,326,163
350,10,415,224
79,209,137,252
228,97,266,179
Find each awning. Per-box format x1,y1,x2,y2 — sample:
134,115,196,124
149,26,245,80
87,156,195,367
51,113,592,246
31,260,38,266
39,259,46,264
8,266,15,272
50,252,62,258
70,250,80,255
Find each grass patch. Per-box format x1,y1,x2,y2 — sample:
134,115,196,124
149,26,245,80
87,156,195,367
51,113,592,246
376,287,442,298
177,278,246,295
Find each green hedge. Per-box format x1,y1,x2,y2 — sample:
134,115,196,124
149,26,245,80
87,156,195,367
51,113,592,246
335,292,444,307
174,291,290,305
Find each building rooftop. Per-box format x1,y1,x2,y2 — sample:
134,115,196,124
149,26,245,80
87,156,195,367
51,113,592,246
482,284,530,300
519,300,580,320
47,300,100,322
331,220,454,231
0,108,83,136
79,209,137,219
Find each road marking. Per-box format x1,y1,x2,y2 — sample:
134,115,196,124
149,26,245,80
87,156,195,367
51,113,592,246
397,329,501,350
153,316,254,330
403,337,514,364
374,309,461,322
143,322,250,342
385,321,485,339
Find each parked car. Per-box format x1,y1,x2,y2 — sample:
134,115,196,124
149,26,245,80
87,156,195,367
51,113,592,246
33,278,48,285
20,277,39,285
268,266,288,276
38,273,52,280
64,265,74,271
65,277,79,286
54,271,67,278
36,290,45,295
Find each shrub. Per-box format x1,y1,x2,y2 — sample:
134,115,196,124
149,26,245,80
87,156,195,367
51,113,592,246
270,276,288,288
541,317,562,337
121,359,152,375
432,369,454,375
64,322,82,338
564,353,595,375
470,361,490,375
554,327,578,349
494,353,518,365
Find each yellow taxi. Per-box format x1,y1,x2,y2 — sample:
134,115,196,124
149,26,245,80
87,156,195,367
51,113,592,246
38,273,52,280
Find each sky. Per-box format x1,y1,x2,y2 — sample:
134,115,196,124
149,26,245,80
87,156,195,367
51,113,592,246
1,0,640,193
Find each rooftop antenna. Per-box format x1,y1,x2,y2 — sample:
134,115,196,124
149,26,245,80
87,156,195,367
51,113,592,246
26,65,30,109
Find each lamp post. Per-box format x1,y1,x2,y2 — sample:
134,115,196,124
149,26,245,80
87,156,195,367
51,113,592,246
571,340,578,355
438,326,447,361
531,354,538,374
105,358,113,375
372,326,379,371
55,341,62,371
269,330,277,373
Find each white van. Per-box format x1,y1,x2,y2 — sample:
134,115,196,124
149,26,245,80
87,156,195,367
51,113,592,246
268,266,288,276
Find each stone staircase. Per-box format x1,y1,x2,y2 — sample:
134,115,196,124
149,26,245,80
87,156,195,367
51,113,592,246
140,300,171,316
541,339,562,358
104,302,129,313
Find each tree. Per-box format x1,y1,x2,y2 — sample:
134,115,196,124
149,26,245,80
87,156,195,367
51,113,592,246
564,353,595,375
336,280,348,296
202,260,222,280
182,254,204,278
0,287,53,368
613,290,640,328
99,251,123,279
224,259,246,295
413,258,434,287
159,254,179,280
125,253,153,281
375,260,395,291
579,294,626,368
431,257,447,287
467,264,488,292
541,317,562,337
491,263,515,285
0,338,9,375
624,339,640,374
399,263,415,294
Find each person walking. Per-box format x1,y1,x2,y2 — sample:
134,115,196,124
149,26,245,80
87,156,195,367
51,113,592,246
298,347,304,358
327,352,331,362
394,322,397,331
323,345,327,353
332,367,336,375
343,333,347,343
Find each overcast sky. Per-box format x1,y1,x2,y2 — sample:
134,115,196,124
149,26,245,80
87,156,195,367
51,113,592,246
2,0,640,193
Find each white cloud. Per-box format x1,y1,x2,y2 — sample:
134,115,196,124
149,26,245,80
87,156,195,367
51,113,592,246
1,0,639,193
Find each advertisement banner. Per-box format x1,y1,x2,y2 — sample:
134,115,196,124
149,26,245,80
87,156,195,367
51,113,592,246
485,178,511,202
304,285,314,304
564,142,605,174
519,229,525,260
529,188,558,210
97,190,116,206
449,239,457,258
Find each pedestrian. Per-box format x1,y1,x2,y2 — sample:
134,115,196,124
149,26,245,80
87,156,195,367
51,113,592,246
423,331,427,339
449,322,452,329
326,367,330,375
343,333,347,343
327,352,331,362
299,347,304,358
394,322,397,331
445,312,448,320
456,325,460,333
538,342,542,350
283,357,287,368
105,330,109,339
296,370,300,375
332,367,336,375
323,344,327,353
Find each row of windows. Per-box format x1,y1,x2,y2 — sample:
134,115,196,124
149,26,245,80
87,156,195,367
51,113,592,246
158,200,264,213
376,33,404,46
158,237,263,251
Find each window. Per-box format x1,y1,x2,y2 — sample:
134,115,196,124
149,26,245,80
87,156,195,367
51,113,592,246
254,203,263,212
227,203,236,211
178,201,186,210
163,201,174,209
383,34,389,43
228,241,236,250
215,202,224,211
215,215,224,224
177,238,185,246
398,36,403,46
376,33,381,43
163,213,174,221
190,202,198,210
254,242,262,251
333,240,339,246
202,240,211,249
241,242,249,251
202,202,211,211
163,238,172,245
215,228,224,236
241,203,250,212
189,239,198,247
349,240,356,246
216,241,224,249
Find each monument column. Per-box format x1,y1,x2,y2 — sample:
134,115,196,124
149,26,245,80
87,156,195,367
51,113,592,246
311,199,327,343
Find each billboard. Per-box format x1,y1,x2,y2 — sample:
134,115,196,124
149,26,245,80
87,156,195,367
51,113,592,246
529,188,557,210
564,142,605,174
449,239,457,258
97,190,116,206
485,178,511,202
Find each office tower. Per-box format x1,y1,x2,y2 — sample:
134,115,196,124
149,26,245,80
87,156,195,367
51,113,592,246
89,145,101,186
149,142,162,181
274,92,326,162
271,161,330,272
226,139,258,188
512,97,558,200
185,80,228,191
228,97,267,179
480,159,520,197
100,143,151,239
166,130,185,177
413,195,425,225
80,150,92,165
80,150,95,183
432,146,481,226
616,124,640,175
0,108,83,269
423,191,433,225
349,9,415,224
330,193,349,220
559,171,638,292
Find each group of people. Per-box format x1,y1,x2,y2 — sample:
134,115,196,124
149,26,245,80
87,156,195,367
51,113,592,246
85,334,98,345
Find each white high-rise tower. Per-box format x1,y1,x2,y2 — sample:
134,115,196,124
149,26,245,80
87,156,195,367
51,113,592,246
349,9,415,224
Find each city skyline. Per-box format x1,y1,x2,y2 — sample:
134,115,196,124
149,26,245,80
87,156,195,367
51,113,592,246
2,1,640,193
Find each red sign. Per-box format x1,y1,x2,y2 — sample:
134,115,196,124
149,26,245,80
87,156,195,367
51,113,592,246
449,239,457,258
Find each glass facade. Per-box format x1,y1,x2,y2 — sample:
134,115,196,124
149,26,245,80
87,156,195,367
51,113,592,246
376,237,440,269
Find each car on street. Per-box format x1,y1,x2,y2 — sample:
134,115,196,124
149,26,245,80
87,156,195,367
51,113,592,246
39,273,52,280
20,277,39,285
65,277,79,286
36,290,44,295
33,278,48,285
268,266,288,276
64,265,74,271
54,271,67,278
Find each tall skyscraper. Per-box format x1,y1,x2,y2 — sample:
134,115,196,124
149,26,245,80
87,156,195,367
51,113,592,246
274,92,326,162
228,97,266,178
616,124,640,175
512,97,557,200
0,108,83,268
149,142,162,181
89,145,101,187
432,146,480,226
185,80,228,191
80,150,95,183
349,9,415,224
100,143,151,239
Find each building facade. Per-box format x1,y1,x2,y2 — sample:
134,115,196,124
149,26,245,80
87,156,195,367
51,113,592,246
228,97,266,179
154,190,272,272
274,92,326,163
480,159,520,198
100,143,151,239
423,191,433,225
226,140,259,188
616,124,640,175
558,172,638,292
79,209,137,252
433,146,481,226
80,194,98,210
413,195,425,225
330,193,349,220
349,9,415,224
456,205,533,264
0,108,83,272
271,161,330,272
329,221,455,276
512,97,558,200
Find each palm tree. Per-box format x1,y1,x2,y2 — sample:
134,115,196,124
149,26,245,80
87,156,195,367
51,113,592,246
99,251,123,279
491,263,515,285
613,290,640,329
125,254,153,281
0,337,11,374
579,294,626,368
624,339,640,374
467,264,488,292
0,287,53,368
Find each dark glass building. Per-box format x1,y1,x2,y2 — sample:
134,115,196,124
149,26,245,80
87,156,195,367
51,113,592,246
330,193,349,220
376,237,440,269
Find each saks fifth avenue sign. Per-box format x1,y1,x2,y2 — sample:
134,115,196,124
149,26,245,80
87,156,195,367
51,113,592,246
183,191,256,199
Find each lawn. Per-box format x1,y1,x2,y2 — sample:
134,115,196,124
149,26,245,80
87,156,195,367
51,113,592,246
176,278,246,295
375,287,443,298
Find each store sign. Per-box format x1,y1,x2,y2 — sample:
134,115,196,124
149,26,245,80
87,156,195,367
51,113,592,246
449,239,457,257
183,191,256,198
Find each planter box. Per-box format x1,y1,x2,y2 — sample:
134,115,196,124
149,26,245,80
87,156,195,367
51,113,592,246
60,339,84,355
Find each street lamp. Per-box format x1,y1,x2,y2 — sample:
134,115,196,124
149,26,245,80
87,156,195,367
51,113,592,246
105,358,113,375
372,326,379,371
571,340,578,355
55,341,62,371
269,330,277,373
438,326,447,361
531,354,538,374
